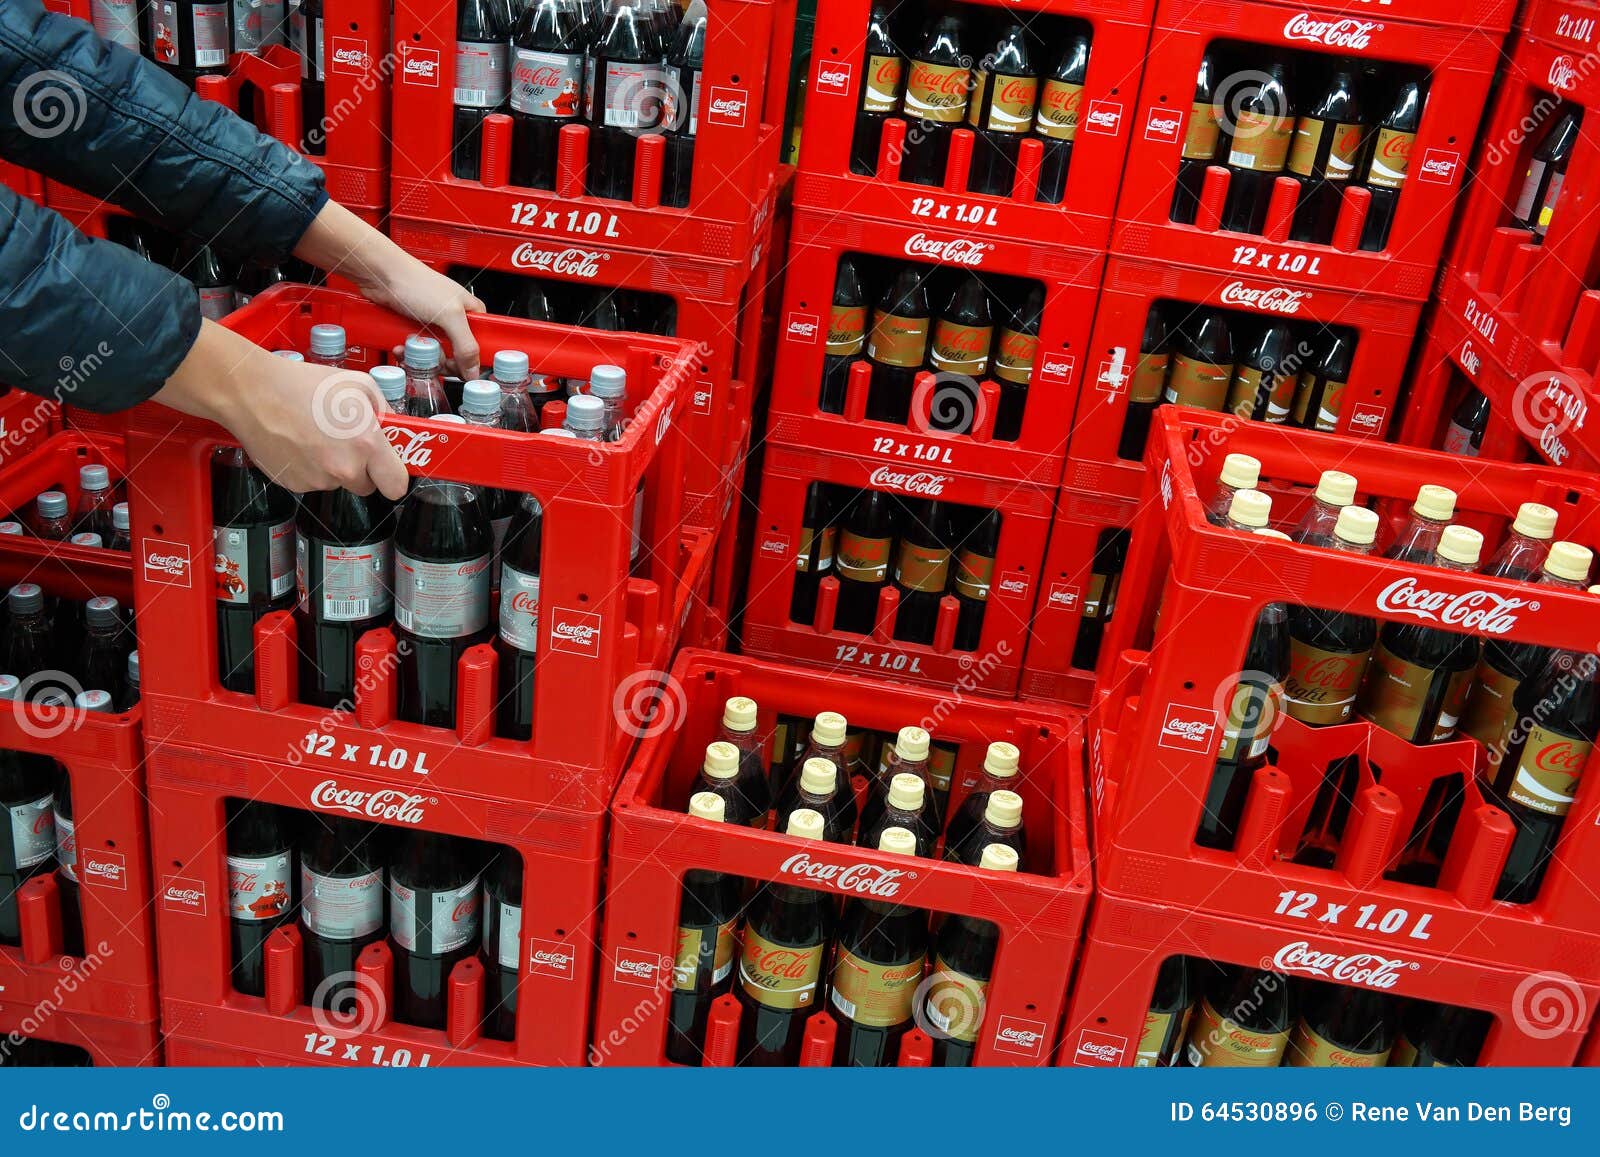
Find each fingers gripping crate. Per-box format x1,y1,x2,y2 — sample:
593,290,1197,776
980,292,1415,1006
123,285,707,813
592,649,1092,1066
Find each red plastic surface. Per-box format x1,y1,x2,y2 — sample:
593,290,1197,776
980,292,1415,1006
0,161,45,204
1393,308,1537,466
0,1004,161,1067
0,389,59,475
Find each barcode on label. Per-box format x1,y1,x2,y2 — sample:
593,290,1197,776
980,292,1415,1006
328,599,370,619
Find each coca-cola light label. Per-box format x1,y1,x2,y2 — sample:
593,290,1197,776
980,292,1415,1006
54,811,76,883
8,795,55,871
498,565,540,652
214,519,295,604
301,866,384,941
511,48,583,119
228,851,292,922
394,552,491,638
488,892,522,971
391,877,482,955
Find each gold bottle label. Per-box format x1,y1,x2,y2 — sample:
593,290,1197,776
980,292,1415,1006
1226,112,1293,172
836,531,892,582
1033,79,1083,141
830,948,925,1027
1507,725,1593,817
827,303,867,357
1186,998,1288,1067
1182,99,1221,161
1284,640,1372,725
1164,353,1231,411
924,956,988,1043
1129,351,1170,405
904,60,970,124
868,309,930,369
739,927,825,1010
1285,1019,1391,1067
968,72,1037,133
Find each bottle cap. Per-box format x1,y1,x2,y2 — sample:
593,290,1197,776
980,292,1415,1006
1545,540,1593,583
543,429,578,439
79,464,111,492
687,791,725,823
721,696,757,733
565,394,606,433
886,772,925,811
811,710,847,747
434,414,467,425
0,521,21,536
984,741,1020,779
1513,502,1558,540
8,583,42,614
36,491,68,519
1227,489,1272,529
493,350,530,383
985,789,1024,828
272,350,305,361
1334,506,1379,546
74,689,113,713
1413,484,1456,522
799,757,837,796
0,674,17,700
878,827,917,856
70,533,101,548
1437,525,1483,567
1219,453,1261,491
403,334,443,370
894,725,930,762
112,503,130,531
1315,470,1357,507
461,379,502,413
309,323,347,358
588,364,627,399
85,595,121,627
785,808,825,841
370,365,407,402
701,741,740,780
978,844,1020,873
127,650,140,684
1255,528,1291,540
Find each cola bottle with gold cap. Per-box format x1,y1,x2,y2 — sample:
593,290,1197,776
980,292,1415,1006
859,771,938,856
1285,982,1396,1067
830,826,928,1066
1224,489,1272,534
1225,322,1296,424
1290,470,1359,547
988,283,1041,441
1184,965,1290,1067
1384,484,1456,565
1204,453,1261,527
1135,956,1196,1067
712,697,774,825
1358,525,1485,744
1291,327,1355,433
1484,501,1558,582
1284,506,1379,726
944,741,1021,856
834,488,899,633
1164,308,1234,414
1118,306,1170,460
870,725,941,828
944,790,1024,867
820,259,867,414
775,756,857,844
695,741,763,828
952,508,1000,651
866,265,933,423
736,809,834,1065
923,843,1018,1066
794,710,852,787
667,792,746,1064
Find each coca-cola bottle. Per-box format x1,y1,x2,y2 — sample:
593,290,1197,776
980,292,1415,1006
31,491,70,541
1196,597,1288,849
452,0,514,180
900,13,970,186
851,0,903,176
147,0,231,79
922,842,1018,1065
1032,32,1088,204
1359,79,1422,251
212,447,296,694
1070,528,1129,670
1512,104,1581,241
692,741,760,828
404,335,451,418
1394,1003,1489,1067
1487,502,1559,581
830,826,927,1066
791,482,837,627
1291,327,1355,432
1184,966,1290,1066
0,676,56,948
1290,470,1358,547
1224,322,1295,424
1164,308,1233,413
924,278,992,433
1171,52,1218,224
965,21,1036,198
833,488,898,633
1220,59,1293,235
460,380,518,566
952,507,999,651
2,585,53,681
1135,956,1195,1067
667,792,744,1063
178,240,236,321
300,814,386,1011
391,831,484,1029
50,693,107,958
1287,62,1364,245
865,264,931,424
295,485,393,710
110,503,132,552
1385,484,1456,564
510,0,586,189
660,0,706,207
946,789,1023,867
76,597,131,701
1224,490,1272,534
1119,307,1169,459
292,0,326,154
393,472,494,728
585,0,666,200
487,352,536,434
1442,388,1490,457
73,466,116,544
713,697,773,822
820,259,867,415
481,848,523,1041
775,756,856,844
225,799,295,997
735,809,833,1065
1286,983,1395,1066
371,366,409,415
1283,506,1379,725
237,261,289,308
988,282,1040,440
793,711,852,787
494,492,544,741
858,771,937,856
306,323,346,369
91,0,143,52
891,499,952,645
944,741,1019,858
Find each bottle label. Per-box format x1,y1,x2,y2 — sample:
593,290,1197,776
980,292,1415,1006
1367,127,1414,190
827,304,867,357
511,48,584,119
1442,419,1480,457
194,2,228,66
836,531,892,583
1033,79,1082,141
738,927,824,1010
198,286,236,321
291,10,325,80
8,794,55,871
233,0,263,52
830,947,924,1027
394,551,491,639
664,65,702,135
992,326,1036,384
1537,172,1565,236
153,1,181,64
953,549,994,600
602,62,665,129
1227,112,1293,172
863,53,902,115
1218,677,1279,762
1285,1019,1390,1067
1508,725,1593,817
796,525,836,574
299,538,393,622
894,540,952,593
924,956,988,1042
1136,1006,1193,1067
929,745,955,795
1187,998,1288,1067
1389,1034,1419,1068
1294,374,1347,432
674,918,738,990
1360,641,1473,742
498,563,541,652
488,894,522,971
1287,119,1363,180
454,40,510,108
92,0,142,50
1081,572,1108,621
1225,364,1267,418
390,876,482,955
1163,354,1231,410
929,320,992,376
968,72,1037,134
1459,655,1522,755
1129,351,1170,405
301,866,384,940
867,310,929,369
54,812,76,883
1284,640,1372,725
228,851,292,922
214,518,296,605
903,60,970,124
1182,100,1220,160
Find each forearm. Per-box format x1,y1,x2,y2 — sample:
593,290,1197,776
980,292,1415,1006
292,201,408,292
150,321,268,430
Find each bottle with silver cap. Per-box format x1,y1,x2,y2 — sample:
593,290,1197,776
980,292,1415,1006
307,323,348,369
109,503,131,552
1,584,53,682
212,446,298,694
273,350,306,361
68,533,103,550
0,521,23,537
31,491,71,541
73,465,117,543
587,364,627,441
403,335,451,418
490,351,540,433
460,380,520,576
0,672,58,947
119,650,141,712
370,365,408,415
77,597,132,704
563,393,607,440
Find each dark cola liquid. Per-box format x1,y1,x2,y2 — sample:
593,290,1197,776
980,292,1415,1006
667,860,744,1064
299,815,387,1010
735,880,833,1065
831,893,927,1066
0,744,57,947
226,800,296,997
495,495,545,740
296,491,394,709
52,766,83,957
212,449,297,694
585,0,665,200
390,831,483,1030
481,850,523,1041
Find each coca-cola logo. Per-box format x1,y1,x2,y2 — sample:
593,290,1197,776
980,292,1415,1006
310,780,429,825
1047,582,1078,610
868,466,948,496
814,61,852,95
162,877,207,914
1282,13,1382,48
1144,108,1182,143
523,63,567,87
779,851,911,897
549,607,603,657
1158,704,1216,752
993,1015,1049,1057
1534,740,1588,775
1550,55,1581,91
510,243,606,278
706,86,748,127
402,47,440,86
1073,1034,1126,1065
997,572,1030,598
385,427,442,468
331,38,368,74
82,850,126,890
1348,403,1386,432
1039,352,1076,383
613,949,667,987
1417,149,1460,184
143,538,191,586
1375,578,1527,634
452,893,481,923
786,311,820,342
1084,100,1122,135
509,591,539,615
760,534,791,558
1219,281,1312,314
528,937,576,978
1271,941,1416,989
903,232,992,266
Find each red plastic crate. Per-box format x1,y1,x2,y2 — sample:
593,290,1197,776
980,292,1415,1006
123,284,710,813
793,0,1152,252
687,417,751,651
1112,0,1497,298
765,208,1103,489
148,742,603,1067
0,431,134,582
0,390,59,475
592,649,1091,1066
1061,892,1592,1067
1062,255,1423,501
0,1005,160,1067
0,161,44,204
1088,407,1600,982
389,0,791,262
1393,308,1538,465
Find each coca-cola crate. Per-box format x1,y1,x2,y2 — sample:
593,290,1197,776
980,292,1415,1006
0,431,134,584
148,742,605,1067
686,417,751,652
1111,0,1496,298
391,215,768,519
766,208,1104,489
0,161,44,204
741,441,1054,697
1087,407,1600,981
389,0,792,264
0,1005,160,1067
1582,1009,1600,1066
0,390,59,475
1062,255,1422,501
792,0,1152,252
591,648,1091,1066
1060,892,1592,1068
1019,485,1139,707
1393,308,1538,465
123,284,710,814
